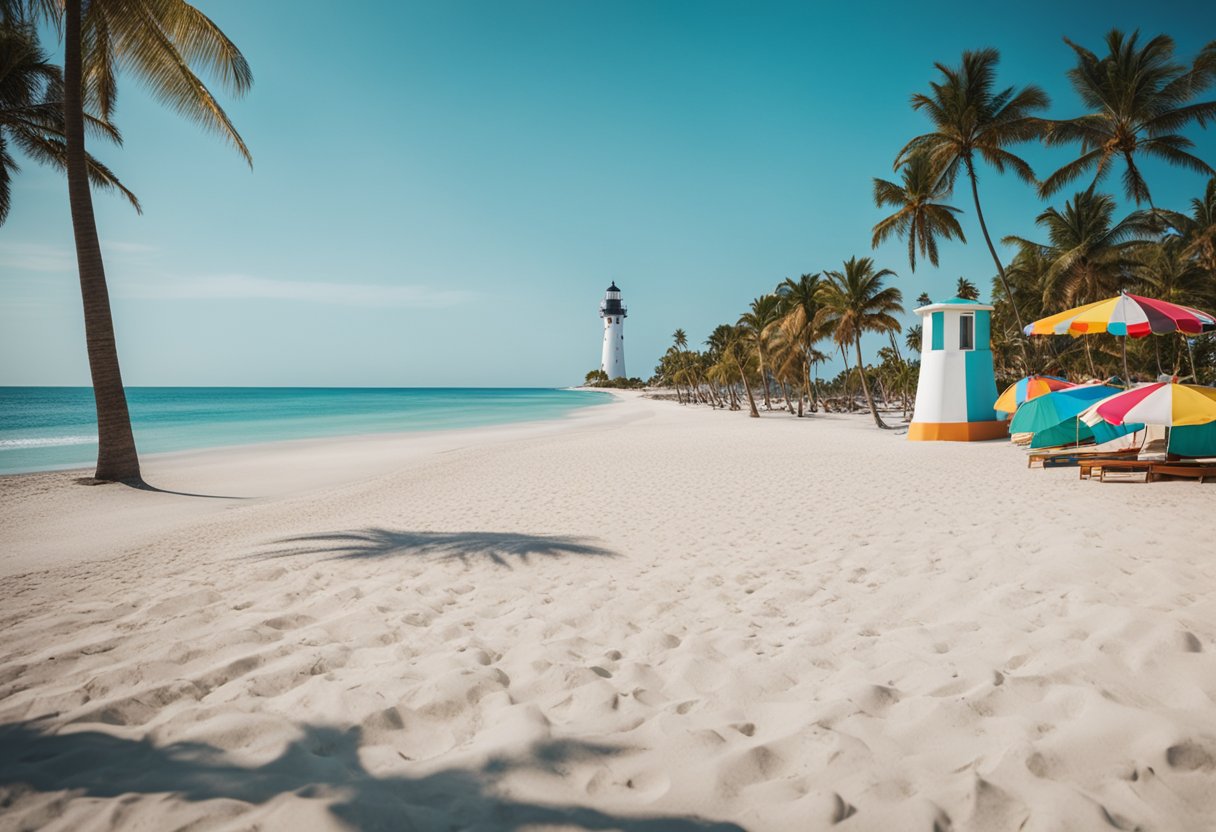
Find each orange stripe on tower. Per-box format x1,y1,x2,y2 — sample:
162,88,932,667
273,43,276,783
908,421,1010,442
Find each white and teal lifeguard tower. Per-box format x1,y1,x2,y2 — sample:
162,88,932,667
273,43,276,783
908,296,1006,442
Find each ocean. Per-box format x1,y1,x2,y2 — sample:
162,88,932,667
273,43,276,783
0,387,611,475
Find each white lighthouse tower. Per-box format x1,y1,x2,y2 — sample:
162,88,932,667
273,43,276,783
599,282,627,379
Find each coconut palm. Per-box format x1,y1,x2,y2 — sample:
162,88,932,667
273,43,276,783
897,48,1048,333
871,150,966,271
774,273,825,412
905,324,922,353
9,0,252,482
707,324,759,417
737,294,782,410
1134,235,1214,377
1003,188,1151,308
1151,178,1216,274
1040,31,1216,206
815,257,904,428
0,20,137,224
955,277,979,300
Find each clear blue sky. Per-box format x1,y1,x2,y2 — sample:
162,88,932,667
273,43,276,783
2,0,1213,386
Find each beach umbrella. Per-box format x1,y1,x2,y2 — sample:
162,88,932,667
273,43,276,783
1009,384,1139,449
994,375,1074,415
1023,292,1216,382
1080,382,1216,428
1023,293,1216,337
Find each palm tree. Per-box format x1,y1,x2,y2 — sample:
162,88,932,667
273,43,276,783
1005,189,1156,379
916,291,932,307
1135,236,1213,377
955,277,979,300
738,294,782,410
1040,31,1216,206
0,20,137,224
775,273,824,413
1152,178,1216,274
905,324,923,353
707,324,759,417
897,48,1049,333
10,0,252,482
1003,189,1150,308
815,257,904,428
871,151,966,271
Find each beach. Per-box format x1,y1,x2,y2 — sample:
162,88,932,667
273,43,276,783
1,391,1214,831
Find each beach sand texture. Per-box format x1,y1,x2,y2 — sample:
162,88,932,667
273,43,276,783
1,392,1214,831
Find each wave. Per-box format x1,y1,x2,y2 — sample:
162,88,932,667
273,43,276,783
0,435,98,450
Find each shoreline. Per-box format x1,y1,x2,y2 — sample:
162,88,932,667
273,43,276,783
0,387,615,478
0,392,625,579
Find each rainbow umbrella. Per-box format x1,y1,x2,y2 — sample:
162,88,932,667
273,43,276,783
1024,292,1216,383
1080,383,1216,428
1024,292,1216,337
994,375,1074,415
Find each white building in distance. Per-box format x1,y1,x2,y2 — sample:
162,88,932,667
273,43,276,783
599,282,627,379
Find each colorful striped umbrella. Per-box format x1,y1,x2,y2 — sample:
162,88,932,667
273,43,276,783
1080,383,1216,427
994,375,1074,415
1023,292,1216,338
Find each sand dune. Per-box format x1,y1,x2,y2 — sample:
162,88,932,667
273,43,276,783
2,392,1214,831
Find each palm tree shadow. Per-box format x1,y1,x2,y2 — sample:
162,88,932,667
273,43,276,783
259,529,618,567
0,721,745,831
72,476,248,500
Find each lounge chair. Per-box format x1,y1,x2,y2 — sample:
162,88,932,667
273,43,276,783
1147,461,1216,483
1027,446,1138,469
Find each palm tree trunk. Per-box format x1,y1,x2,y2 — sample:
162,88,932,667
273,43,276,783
854,336,888,429
965,156,1026,336
735,356,759,418
838,344,854,411
757,350,771,410
65,0,141,483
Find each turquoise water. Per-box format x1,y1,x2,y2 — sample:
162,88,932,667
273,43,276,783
0,387,610,475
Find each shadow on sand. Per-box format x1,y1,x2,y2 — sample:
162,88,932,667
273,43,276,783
0,721,744,831
73,476,248,500
260,529,618,567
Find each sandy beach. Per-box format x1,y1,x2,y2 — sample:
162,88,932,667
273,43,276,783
2,391,1215,831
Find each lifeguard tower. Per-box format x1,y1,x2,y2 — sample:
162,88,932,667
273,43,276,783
908,297,1006,441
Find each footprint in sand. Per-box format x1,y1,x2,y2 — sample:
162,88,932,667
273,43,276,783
1165,739,1216,771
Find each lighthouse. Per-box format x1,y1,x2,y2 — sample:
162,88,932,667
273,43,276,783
908,296,1007,441
599,282,627,379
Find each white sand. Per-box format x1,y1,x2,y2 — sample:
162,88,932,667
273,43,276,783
1,391,1214,831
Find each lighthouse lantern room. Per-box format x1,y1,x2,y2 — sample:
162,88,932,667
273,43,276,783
599,282,627,379
908,296,1007,442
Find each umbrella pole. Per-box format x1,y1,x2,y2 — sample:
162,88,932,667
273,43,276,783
1121,337,1131,387
1184,333,1197,382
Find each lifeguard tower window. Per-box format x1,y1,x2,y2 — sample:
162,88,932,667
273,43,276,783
959,313,975,351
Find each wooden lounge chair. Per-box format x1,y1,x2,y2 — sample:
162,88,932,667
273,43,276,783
1084,459,1216,483
1027,446,1138,469
1148,462,1216,483
1084,458,1154,482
